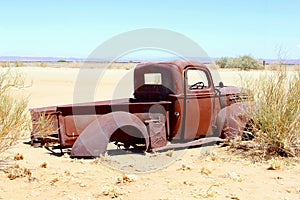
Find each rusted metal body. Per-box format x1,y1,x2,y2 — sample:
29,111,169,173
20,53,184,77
71,111,150,157
30,60,252,157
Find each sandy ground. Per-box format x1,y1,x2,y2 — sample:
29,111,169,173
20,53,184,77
0,66,299,200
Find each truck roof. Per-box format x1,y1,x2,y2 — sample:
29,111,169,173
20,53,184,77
135,60,208,72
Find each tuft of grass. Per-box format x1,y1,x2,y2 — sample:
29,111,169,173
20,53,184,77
32,113,56,138
242,70,300,158
0,69,30,155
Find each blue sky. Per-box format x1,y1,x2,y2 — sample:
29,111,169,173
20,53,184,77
0,0,299,59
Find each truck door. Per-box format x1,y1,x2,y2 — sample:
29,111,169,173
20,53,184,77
183,66,215,139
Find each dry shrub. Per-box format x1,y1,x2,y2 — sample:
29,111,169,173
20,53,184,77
0,69,29,155
14,153,24,160
116,173,137,184
14,61,23,68
200,167,212,175
1,62,10,68
177,164,192,171
215,56,263,70
3,164,32,180
32,113,56,138
102,185,125,199
192,183,219,198
40,162,47,168
241,70,300,158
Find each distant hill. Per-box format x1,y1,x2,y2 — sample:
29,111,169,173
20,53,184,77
258,59,300,65
0,56,299,65
0,56,83,62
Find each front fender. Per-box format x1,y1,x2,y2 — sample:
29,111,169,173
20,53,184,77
216,102,253,138
71,111,149,157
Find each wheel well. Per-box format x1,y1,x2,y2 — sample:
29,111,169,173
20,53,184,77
110,125,148,146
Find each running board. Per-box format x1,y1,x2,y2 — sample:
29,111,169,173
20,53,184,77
151,137,224,152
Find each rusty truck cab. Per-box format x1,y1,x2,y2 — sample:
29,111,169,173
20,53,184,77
133,60,220,141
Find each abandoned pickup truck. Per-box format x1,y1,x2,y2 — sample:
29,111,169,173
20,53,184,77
30,60,252,157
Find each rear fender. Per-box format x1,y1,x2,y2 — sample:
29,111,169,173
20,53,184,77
216,102,253,138
71,111,149,157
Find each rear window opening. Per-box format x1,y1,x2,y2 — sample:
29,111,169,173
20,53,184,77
144,73,162,85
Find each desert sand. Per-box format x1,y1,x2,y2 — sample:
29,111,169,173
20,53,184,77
0,66,299,200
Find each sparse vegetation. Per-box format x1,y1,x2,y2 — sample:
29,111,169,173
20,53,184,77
39,62,47,67
0,69,29,155
215,55,264,70
239,70,300,158
14,61,23,68
1,62,10,68
57,59,67,62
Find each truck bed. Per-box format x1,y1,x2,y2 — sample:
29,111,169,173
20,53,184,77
30,99,171,147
